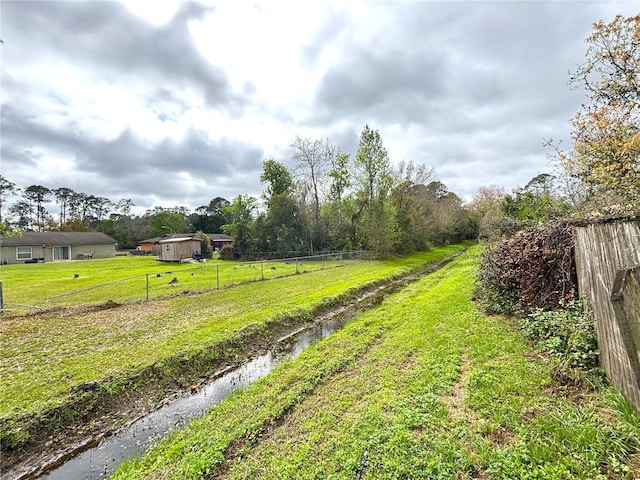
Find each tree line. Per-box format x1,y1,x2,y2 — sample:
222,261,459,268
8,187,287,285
0,126,480,255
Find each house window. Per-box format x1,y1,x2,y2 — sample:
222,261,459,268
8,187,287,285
17,246,32,260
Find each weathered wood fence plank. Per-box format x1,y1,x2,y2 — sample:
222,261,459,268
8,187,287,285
574,221,640,409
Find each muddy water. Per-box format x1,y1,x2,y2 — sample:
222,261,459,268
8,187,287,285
40,317,349,479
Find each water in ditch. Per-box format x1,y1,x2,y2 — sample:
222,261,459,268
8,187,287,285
40,316,349,479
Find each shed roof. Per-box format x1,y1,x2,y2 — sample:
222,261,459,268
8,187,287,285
139,233,198,244
158,237,201,244
1,232,117,246
208,233,233,242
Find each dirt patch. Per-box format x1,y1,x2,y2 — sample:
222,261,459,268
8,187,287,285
486,424,517,448
440,353,473,423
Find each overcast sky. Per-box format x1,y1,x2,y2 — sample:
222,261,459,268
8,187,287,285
1,1,638,215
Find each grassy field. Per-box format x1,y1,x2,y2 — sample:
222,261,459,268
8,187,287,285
0,253,362,313
0,243,469,449
111,247,640,480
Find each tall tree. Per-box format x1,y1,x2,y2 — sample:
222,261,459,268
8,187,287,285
469,185,510,240
23,185,52,231
354,125,392,210
145,209,188,237
558,14,640,213
9,200,33,230
53,187,75,225
260,159,293,200
503,173,567,224
222,195,257,256
115,198,135,217
328,151,350,226
92,196,113,222
0,175,17,224
291,137,333,223
259,160,304,253
390,161,437,252
353,126,397,253
190,197,230,233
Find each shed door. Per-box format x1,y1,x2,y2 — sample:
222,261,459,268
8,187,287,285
53,246,70,260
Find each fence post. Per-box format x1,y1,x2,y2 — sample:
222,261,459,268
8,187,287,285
145,274,149,301
295,259,299,274
261,261,264,280
0,281,3,312
216,264,220,289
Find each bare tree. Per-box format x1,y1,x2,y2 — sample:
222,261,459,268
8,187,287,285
291,136,333,222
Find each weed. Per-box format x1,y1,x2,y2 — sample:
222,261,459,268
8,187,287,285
520,299,599,371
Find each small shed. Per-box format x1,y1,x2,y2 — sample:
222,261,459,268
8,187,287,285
158,237,201,262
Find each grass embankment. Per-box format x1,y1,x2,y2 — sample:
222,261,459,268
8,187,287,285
113,247,640,479
0,254,357,312
0,243,468,453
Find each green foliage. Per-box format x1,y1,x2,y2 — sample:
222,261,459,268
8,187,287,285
557,14,640,215
260,159,293,199
222,195,257,256
503,174,569,224
195,230,213,258
190,197,230,234
220,245,237,260
520,300,599,370
254,194,304,255
146,210,188,237
354,124,392,211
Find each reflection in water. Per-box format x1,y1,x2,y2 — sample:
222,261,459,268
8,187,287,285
41,317,347,479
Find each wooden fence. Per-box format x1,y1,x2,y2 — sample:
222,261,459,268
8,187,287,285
574,221,640,409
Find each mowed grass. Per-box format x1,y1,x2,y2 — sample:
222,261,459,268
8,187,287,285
0,254,360,313
0,243,468,422
112,247,640,480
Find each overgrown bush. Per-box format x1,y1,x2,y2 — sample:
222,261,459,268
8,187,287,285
219,244,237,260
474,222,577,314
520,300,599,370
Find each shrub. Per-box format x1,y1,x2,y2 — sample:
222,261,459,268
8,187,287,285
474,222,577,314
219,244,238,260
520,300,599,370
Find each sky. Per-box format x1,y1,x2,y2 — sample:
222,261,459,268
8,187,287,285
1,0,639,216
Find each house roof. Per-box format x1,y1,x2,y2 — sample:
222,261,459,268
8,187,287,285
1,231,117,246
208,233,233,242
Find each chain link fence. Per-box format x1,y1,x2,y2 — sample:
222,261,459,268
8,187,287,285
0,251,369,315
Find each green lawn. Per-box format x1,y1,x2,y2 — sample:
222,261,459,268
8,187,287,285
0,244,468,436
112,247,640,480
0,254,365,313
